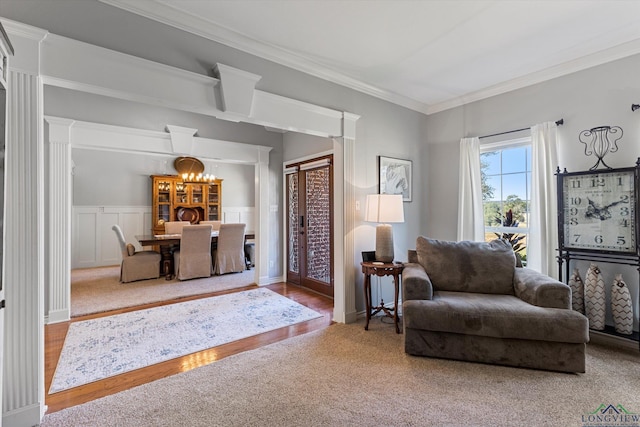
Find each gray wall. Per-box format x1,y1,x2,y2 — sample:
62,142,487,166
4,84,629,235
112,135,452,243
425,53,640,241
71,149,255,208
283,132,333,163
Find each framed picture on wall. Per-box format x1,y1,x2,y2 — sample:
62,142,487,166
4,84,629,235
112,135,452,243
379,156,412,202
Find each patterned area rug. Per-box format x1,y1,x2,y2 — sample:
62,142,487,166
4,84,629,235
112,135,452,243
50,288,322,393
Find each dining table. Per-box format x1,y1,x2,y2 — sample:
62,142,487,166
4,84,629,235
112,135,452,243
136,231,255,280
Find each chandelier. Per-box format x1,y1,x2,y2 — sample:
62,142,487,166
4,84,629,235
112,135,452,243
179,172,217,183
174,156,217,183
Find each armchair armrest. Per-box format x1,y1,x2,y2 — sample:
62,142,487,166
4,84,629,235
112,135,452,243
514,268,571,309
402,262,434,301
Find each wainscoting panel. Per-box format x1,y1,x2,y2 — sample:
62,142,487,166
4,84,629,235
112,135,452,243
223,207,255,233
73,206,254,269
74,209,99,267
72,206,152,269
99,212,121,266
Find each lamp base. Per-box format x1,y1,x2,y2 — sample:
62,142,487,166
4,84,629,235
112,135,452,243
375,224,394,263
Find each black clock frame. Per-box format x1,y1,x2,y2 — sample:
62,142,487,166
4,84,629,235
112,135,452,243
557,163,640,257
556,158,640,346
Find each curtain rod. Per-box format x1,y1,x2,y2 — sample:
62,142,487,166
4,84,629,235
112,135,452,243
479,118,564,139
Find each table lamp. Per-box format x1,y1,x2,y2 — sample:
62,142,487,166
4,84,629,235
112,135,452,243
365,194,404,263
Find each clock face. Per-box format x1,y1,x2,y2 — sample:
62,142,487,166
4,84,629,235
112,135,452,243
562,169,637,253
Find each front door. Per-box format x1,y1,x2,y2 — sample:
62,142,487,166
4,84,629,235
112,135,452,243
286,155,334,297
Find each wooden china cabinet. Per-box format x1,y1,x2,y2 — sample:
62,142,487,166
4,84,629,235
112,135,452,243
151,175,223,235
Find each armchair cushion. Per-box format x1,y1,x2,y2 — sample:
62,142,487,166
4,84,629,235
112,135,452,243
404,291,589,344
416,237,516,295
514,267,571,309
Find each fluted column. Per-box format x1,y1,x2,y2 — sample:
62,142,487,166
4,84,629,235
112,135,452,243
333,112,360,323
2,20,47,427
255,147,270,284
45,117,74,323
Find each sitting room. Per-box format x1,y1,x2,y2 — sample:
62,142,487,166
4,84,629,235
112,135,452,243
1,1,639,426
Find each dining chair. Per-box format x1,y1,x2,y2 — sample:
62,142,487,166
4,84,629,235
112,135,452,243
173,224,213,280
213,223,247,275
199,220,222,231
164,221,190,235
112,224,161,283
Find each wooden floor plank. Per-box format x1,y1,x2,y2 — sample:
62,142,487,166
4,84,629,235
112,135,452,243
45,282,334,414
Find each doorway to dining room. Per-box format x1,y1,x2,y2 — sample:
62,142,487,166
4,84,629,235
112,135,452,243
285,154,334,297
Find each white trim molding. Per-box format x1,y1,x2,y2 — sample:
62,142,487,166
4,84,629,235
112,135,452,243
45,117,274,312
46,117,75,324
99,0,428,114
214,63,261,118
3,20,48,426
33,29,345,137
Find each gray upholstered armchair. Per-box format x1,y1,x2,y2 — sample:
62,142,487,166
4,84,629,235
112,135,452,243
112,225,161,283
402,237,589,373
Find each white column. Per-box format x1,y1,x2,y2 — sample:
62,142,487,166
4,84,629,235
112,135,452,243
2,20,47,427
255,148,271,284
333,112,360,323
45,118,74,324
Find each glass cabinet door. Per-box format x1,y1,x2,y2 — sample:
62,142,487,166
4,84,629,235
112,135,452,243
156,180,172,228
191,184,203,204
175,182,187,204
207,182,220,220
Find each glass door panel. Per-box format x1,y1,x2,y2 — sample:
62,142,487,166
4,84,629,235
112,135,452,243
191,184,203,203
175,182,187,204
304,167,331,285
286,172,300,281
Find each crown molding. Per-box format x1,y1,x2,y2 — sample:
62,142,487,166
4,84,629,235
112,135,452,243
0,17,49,41
99,0,429,114
426,37,640,115
72,2,640,116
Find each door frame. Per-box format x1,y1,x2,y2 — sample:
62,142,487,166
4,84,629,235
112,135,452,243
284,153,334,296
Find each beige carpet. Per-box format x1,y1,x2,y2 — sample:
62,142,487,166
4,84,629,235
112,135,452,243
40,319,640,427
71,266,256,317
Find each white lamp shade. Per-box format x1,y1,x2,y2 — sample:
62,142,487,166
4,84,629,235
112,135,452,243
365,194,404,223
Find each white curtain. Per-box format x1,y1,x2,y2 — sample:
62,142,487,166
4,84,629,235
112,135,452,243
528,122,559,277
457,137,485,241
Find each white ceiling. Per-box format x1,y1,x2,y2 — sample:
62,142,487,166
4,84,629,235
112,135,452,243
102,0,640,115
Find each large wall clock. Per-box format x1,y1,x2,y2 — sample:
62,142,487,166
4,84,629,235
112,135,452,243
558,167,638,254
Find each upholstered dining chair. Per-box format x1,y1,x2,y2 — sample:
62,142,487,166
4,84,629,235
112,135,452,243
199,220,222,231
164,221,190,235
214,223,247,275
112,224,161,283
173,224,213,280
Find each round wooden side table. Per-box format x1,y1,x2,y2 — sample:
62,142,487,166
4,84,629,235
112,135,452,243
361,261,404,333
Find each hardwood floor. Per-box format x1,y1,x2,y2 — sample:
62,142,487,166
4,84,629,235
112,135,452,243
45,282,334,414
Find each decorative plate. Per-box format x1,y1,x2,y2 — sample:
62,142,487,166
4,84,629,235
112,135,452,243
177,207,200,224
174,157,205,176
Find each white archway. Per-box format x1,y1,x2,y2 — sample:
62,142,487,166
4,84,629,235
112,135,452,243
45,117,273,322
3,21,359,425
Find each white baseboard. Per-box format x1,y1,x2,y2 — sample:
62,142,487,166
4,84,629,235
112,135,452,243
46,308,71,325
257,275,285,286
3,402,43,427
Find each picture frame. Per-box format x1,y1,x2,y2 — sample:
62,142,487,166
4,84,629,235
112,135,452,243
361,251,376,262
379,156,412,202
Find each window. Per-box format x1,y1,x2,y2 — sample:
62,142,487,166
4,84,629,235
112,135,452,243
480,137,531,264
